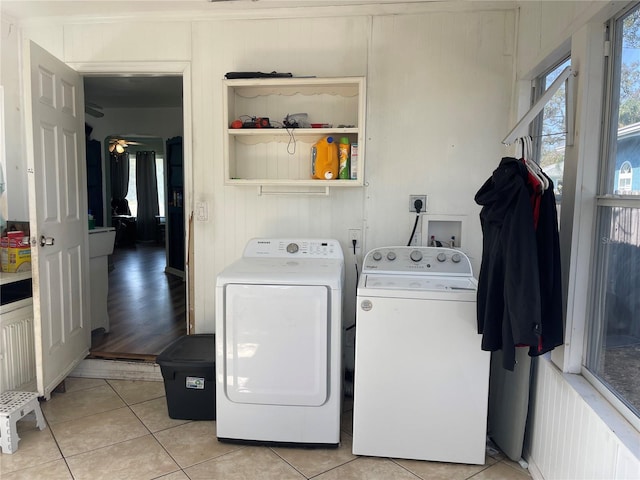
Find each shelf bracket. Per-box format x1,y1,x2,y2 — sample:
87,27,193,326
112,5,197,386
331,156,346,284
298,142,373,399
257,185,331,196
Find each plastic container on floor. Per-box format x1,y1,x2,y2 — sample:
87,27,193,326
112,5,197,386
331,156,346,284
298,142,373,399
156,334,216,420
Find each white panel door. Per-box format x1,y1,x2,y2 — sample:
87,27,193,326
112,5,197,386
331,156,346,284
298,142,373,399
224,284,328,406
24,41,90,398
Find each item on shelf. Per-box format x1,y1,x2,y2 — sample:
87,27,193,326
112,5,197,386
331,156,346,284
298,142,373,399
225,71,293,79
310,123,333,128
311,136,338,180
242,117,271,128
338,137,350,179
230,120,243,129
1,233,31,273
283,113,309,129
350,143,359,180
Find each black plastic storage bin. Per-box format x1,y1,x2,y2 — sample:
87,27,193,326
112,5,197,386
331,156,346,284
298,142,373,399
156,334,216,420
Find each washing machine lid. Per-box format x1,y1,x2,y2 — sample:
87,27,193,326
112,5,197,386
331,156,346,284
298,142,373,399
358,274,477,301
362,274,477,292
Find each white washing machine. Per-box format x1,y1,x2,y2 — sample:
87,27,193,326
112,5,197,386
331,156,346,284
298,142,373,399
215,238,344,447
352,246,490,465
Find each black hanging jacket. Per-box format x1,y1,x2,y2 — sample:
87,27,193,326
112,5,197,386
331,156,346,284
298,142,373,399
475,157,542,370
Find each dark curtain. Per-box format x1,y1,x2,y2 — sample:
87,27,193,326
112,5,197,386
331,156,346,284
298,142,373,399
110,152,130,215
136,151,159,242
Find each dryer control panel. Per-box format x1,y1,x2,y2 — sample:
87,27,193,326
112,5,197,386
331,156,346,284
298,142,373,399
243,238,344,259
362,246,472,277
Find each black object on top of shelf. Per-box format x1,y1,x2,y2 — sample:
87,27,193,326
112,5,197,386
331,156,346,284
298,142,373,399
225,71,292,79
1,278,32,305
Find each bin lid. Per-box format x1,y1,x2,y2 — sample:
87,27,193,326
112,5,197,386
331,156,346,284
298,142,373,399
156,334,215,366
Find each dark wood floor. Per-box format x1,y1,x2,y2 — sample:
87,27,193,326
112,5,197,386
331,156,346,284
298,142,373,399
90,243,186,361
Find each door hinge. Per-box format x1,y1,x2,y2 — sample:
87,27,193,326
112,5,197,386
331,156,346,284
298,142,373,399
604,40,611,57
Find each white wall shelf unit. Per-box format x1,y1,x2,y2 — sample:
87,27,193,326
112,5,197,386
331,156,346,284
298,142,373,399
223,76,366,188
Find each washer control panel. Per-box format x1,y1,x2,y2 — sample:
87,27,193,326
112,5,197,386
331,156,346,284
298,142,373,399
362,246,472,276
243,238,343,259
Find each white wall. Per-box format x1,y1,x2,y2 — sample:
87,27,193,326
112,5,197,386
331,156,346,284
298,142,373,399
527,357,639,479
515,1,623,79
365,10,513,260
1,15,29,223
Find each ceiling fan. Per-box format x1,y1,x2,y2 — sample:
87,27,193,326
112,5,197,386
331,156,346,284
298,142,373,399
108,138,143,154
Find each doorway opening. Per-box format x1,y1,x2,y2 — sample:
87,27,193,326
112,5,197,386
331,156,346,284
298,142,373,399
83,75,187,361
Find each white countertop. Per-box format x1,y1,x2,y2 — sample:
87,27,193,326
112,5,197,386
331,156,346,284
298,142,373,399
0,270,32,286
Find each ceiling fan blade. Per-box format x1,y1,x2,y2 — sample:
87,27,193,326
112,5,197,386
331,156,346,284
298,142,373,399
85,105,104,118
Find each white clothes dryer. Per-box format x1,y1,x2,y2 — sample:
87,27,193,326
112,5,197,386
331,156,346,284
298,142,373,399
352,246,490,465
215,238,344,447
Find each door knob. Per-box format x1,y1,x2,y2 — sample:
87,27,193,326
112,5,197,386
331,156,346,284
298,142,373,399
40,235,55,247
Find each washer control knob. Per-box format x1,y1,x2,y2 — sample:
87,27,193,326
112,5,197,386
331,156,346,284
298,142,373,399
372,251,383,261
451,253,462,263
286,243,299,254
437,252,447,262
386,251,397,261
410,250,423,262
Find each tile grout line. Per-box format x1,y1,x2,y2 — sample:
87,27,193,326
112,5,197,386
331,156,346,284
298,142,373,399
268,446,314,479
37,413,74,478
105,379,190,478
306,457,368,479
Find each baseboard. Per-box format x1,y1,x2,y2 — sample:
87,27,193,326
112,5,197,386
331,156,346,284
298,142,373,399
165,267,185,279
525,456,544,480
71,358,163,381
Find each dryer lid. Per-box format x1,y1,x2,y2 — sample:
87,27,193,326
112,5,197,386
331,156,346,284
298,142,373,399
217,238,345,288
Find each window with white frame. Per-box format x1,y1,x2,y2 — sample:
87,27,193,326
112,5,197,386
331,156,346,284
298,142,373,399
586,3,640,422
532,57,571,220
124,152,166,218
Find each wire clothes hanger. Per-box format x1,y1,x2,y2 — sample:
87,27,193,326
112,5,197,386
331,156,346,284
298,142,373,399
519,136,549,191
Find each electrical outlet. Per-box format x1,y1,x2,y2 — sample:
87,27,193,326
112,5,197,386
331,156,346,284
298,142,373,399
349,229,362,248
409,195,427,213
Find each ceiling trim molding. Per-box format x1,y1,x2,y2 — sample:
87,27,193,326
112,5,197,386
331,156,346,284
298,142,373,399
68,61,191,75
6,1,517,26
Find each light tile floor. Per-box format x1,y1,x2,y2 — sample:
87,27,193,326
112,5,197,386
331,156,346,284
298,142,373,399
0,378,532,480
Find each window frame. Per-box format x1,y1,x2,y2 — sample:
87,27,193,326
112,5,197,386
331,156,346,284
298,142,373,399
531,57,572,170
582,2,640,430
